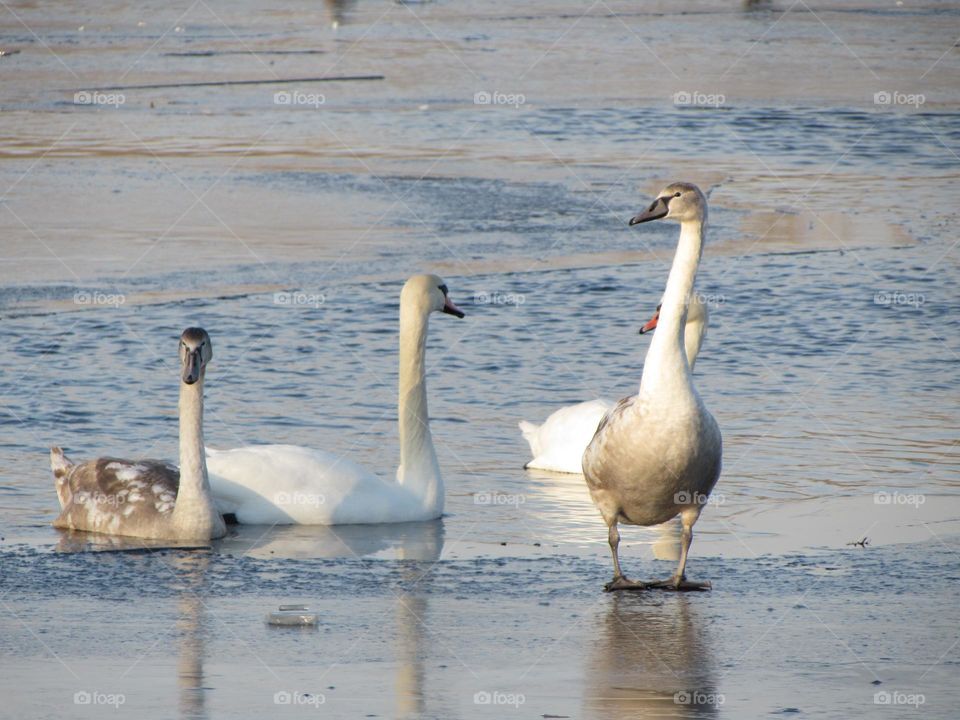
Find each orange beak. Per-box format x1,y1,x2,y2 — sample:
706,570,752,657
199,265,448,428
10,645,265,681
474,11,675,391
639,306,660,335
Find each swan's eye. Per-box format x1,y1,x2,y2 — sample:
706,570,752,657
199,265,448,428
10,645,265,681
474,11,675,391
674,192,681,198
438,284,449,296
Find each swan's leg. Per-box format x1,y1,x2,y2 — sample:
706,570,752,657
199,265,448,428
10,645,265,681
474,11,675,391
604,521,647,591
649,509,711,592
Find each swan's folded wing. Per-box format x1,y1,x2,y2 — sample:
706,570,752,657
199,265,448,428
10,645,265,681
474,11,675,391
54,458,179,533
524,399,614,473
205,444,394,525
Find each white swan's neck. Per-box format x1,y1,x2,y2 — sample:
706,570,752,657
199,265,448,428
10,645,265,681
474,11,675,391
397,304,443,514
641,218,705,395
172,377,224,537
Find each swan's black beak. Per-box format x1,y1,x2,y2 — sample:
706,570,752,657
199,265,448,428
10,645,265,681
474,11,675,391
442,296,465,318
630,197,669,225
639,305,661,334
181,349,203,385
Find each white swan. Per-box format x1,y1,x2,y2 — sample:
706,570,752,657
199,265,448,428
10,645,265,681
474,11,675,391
50,328,227,541
583,182,722,592
206,274,464,525
519,296,708,474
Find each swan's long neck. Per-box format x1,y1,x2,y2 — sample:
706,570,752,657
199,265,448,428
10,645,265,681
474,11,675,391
172,376,224,538
397,304,443,514
641,218,705,395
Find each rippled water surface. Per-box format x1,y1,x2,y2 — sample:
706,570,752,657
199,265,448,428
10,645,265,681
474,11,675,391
1,1,959,718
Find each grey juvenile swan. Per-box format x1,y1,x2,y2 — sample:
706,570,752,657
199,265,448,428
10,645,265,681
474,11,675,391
50,328,227,541
583,183,722,591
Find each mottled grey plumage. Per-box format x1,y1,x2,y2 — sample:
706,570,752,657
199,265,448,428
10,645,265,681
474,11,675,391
51,451,181,535
49,327,226,541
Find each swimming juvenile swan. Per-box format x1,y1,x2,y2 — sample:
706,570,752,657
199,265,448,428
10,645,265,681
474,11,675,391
583,183,722,592
206,274,465,525
50,328,227,541
518,296,709,474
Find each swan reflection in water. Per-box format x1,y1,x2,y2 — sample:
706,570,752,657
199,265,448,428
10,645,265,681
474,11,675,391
218,518,445,561
585,593,720,719
392,527,445,719
55,520,446,719
325,0,357,28
173,552,211,720
54,534,214,719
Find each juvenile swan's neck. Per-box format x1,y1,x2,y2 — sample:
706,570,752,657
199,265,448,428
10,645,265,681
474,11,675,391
397,304,443,514
171,377,224,538
641,218,705,395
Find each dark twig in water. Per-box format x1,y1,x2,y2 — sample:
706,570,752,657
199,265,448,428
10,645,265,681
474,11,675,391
846,537,870,547
70,75,384,92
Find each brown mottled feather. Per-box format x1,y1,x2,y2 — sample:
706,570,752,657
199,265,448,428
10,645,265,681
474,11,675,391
53,457,181,535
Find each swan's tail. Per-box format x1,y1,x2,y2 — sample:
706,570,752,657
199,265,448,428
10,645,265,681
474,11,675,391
50,447,73,477
518,420,541,458
50,447,74,509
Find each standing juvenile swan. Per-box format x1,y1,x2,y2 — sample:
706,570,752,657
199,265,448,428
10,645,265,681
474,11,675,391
50,328,227,541
583,183,722,592
519,296,709,474
206,274,464,525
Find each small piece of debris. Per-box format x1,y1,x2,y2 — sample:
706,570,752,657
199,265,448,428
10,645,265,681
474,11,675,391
846,537,870,547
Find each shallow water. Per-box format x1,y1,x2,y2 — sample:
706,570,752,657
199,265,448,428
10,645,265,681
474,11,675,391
1,1,959,718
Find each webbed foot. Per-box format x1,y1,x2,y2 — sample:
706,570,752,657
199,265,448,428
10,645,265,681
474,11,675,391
604,575,649,592
647,575,712,592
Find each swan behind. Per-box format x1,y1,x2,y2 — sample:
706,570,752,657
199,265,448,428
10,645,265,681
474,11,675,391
51,328,226,541
519,297,709,474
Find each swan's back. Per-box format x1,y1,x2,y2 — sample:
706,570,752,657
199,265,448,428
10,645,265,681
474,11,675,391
521,399,613,473
51,448,180,536
206,444,437,525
